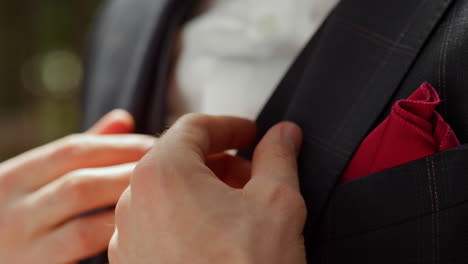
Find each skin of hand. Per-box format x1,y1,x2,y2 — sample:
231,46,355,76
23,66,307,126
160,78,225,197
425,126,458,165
0,109,155,264
108,114,307,264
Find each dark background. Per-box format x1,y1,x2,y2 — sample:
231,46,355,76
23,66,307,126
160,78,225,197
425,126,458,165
0,0,103,160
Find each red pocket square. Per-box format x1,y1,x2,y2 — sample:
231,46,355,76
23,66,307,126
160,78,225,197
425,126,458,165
341,82,460,183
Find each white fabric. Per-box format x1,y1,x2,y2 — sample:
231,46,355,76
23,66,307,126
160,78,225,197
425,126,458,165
167,0,339,124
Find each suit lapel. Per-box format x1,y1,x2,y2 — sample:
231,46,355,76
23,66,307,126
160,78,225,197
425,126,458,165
253,0,455,253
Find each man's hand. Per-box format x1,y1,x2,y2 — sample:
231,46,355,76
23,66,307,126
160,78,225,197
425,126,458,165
109,114,307,264
0,110,155,263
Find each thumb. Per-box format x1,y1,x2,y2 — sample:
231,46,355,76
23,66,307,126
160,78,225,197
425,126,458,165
248,122,302,191
87,109,135,135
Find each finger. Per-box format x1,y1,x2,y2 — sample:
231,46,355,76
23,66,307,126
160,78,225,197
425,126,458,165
25,163,134,230
167,114,257,158
246,122,302,191
206,153,251,189
87,109,135,134
132,114,256,191
32,211,115,264
4,134,153,191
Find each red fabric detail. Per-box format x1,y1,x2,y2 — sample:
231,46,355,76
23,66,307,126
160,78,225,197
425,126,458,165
341,82,460,183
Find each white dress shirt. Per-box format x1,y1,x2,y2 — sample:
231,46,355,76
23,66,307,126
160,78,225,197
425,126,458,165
167,0,339,124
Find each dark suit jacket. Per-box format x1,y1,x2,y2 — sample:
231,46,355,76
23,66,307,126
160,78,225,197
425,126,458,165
81,0,468,263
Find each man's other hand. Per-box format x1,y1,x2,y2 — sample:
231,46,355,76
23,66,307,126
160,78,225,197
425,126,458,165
0,109,154,263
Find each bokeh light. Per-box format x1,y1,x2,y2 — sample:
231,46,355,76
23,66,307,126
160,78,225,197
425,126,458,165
40,50,82,95
0,1,102,160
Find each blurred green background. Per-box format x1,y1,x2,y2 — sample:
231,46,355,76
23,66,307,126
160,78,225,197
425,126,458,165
0,1,103,160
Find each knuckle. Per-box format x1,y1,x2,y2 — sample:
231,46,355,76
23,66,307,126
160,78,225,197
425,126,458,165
132,159,168,194
114,201,127,226
69,222,94,254
287,192,307,219
131,160,154,186
175,114,212,148
54,134,91,161
265,183,305,212
60,172,93,206
178,113,211,130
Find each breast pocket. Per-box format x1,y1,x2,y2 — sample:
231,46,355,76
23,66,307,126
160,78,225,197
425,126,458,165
315,144,468,264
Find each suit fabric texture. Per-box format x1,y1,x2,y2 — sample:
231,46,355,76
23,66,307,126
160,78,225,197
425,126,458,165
81,0,468,263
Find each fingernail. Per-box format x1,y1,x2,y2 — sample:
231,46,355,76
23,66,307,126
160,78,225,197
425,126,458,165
280,122,303,156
